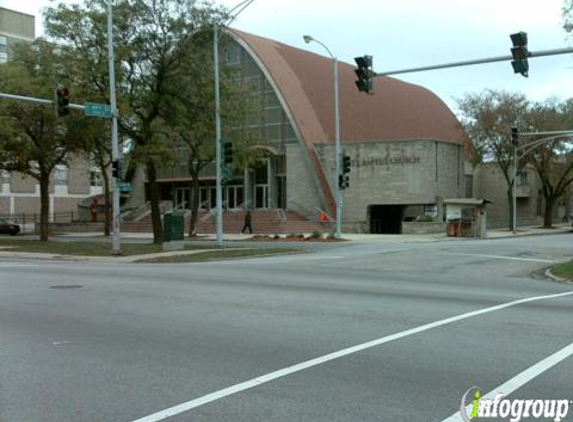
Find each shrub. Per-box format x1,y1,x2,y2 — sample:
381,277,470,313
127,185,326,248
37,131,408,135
417,215,435,222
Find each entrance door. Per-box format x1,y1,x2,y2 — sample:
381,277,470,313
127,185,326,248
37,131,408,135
227,185,244,209
369,205,404,234
255,185,267,209
253,159,269,209
174,187,190,210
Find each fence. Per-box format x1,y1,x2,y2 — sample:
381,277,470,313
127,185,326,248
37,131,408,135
1,211,78,235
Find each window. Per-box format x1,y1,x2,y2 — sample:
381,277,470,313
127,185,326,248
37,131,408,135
0,36,7,63
225,45,241,65
517,171,528,186
54,166,68,186
90,171,103,187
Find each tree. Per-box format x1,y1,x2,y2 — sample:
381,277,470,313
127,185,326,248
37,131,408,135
456,90,530,230
44,0,226,244
162,31,259,236
67,115,113,235
0,40,82,241
524,100,573,227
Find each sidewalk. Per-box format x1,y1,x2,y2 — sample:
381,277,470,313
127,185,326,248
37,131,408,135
54,224,572,242
485,223,572,239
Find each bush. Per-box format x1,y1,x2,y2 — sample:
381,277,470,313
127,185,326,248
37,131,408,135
310,231,322,239
417,215,435,222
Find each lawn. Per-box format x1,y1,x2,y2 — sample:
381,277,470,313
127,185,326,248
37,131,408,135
0,239,214,257
552,260,573,279
137,248,303,263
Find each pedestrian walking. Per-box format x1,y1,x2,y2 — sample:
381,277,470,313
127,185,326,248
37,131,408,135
241,209,253,234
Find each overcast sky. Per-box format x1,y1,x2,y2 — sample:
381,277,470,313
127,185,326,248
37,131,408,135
1,0,572,113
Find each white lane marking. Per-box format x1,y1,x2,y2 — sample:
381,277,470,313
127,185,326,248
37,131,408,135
52,341,69,346
440,341,573,421
441,253,555,263
128,290,573,422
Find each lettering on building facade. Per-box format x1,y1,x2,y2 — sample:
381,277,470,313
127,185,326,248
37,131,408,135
350,156,421,168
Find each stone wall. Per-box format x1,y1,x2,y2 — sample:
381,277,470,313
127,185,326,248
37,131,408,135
402,222,446,235
315,139,466,226
286,142,321,214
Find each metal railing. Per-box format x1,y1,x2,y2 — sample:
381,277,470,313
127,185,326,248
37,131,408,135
0,211,79,235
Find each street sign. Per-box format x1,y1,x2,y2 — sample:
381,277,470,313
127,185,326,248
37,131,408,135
117,182,133,192
85,102,112,119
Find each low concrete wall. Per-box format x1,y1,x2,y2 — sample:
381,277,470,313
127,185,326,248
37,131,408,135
402,222,446,235
486,217,542,230
49,222,104,233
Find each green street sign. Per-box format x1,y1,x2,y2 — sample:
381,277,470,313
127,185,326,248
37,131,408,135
85,102,112,119
117,182,133,192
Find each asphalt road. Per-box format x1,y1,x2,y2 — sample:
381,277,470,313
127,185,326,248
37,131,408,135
0,234,572,422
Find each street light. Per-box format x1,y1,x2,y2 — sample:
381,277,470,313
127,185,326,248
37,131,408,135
214,0,256,247
303,35,342,238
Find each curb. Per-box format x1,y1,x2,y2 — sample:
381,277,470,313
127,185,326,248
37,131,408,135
485,229,573,240
544,268,572,283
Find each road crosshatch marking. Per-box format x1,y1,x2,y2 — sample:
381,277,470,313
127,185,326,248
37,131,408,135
129,290,573,422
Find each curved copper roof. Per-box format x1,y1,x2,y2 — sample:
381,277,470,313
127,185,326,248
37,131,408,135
231,30,469,148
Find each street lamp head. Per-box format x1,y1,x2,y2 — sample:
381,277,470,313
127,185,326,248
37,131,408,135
303,35,314,44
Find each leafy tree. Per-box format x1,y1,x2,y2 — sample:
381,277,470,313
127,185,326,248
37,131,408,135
162,31,260,236
524,100,573,227
44,0,226,244
67,115,113,235
456,90,530,230
0,40,83,241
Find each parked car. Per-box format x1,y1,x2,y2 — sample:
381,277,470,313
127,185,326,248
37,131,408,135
0,218,20,236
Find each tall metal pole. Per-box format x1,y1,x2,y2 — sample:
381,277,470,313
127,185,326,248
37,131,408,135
303,36,342,238
214,23,223,247
333,58,342,238
107,0,121,254
513,147,517,235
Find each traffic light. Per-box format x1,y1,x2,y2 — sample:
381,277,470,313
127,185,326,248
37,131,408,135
56,87,70,117
354,55,374,94
510,32,529,77
223,141,233,165
339,154,351,189
511,126,519,147
112,160,123,180
342,155,351,174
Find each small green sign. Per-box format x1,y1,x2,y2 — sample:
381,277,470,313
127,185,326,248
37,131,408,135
117,182,133,192
85,102,112,119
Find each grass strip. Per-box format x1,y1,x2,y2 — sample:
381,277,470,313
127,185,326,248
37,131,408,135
0,239,215,257
552,260,573,279
137,248,303,263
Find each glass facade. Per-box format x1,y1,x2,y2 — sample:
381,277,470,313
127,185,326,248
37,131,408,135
158,36,299,210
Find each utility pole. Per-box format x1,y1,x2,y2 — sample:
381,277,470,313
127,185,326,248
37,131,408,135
107,0,121,255
214,22,223,247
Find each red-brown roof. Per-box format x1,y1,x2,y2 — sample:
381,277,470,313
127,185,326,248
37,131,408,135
231,29,469,147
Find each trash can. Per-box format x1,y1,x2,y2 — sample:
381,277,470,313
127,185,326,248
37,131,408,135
163,212,185,242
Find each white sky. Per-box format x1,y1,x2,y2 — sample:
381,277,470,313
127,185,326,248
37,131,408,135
1,0,572,113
